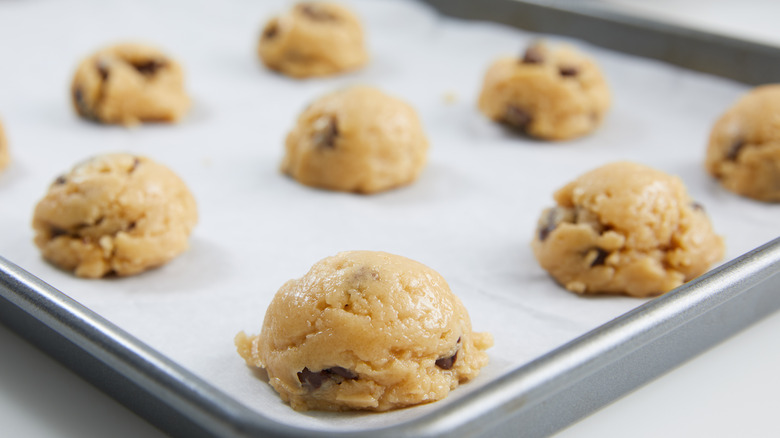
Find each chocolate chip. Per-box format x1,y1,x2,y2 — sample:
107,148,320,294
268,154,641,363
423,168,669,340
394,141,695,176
538,208,560,241
312,116,338,148
299,3,337,21
131,59,167,76
130,158,140,173
726,138,745,161
538,207,578,241
558,65,579,77
263,21,279,40
127,221,137,231
325,366,357,380
691,202,704,212
435,337,460,370
73,87,91,116
73,77,102,121
297,368,327,389
521,45,545,64
590,248,608,267
50,226,68,238
97,67,109,81
297,366,357,390
54,175,67,185
503,105,532,132
435,351,458,370
96,60,110,81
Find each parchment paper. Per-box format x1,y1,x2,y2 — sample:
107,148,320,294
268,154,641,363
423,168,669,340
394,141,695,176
0,0,777,432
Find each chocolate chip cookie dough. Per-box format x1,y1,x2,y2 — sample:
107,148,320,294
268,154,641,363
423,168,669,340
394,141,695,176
0,118,9,171
32,153,198,278
235,251,492,411
532,162,724,297
71,43,190,126
282,86,429,193
478,42,611,140
258,2,368,78
705,84,780,202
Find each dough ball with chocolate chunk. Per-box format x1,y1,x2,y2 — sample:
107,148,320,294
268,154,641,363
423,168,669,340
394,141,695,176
235,250,493,411
282,86,429,193
32,153,198,278
258,2,368,78
70,43,190,126
0,118,9,171
478,42,611,140
532,162,724,297
705,84,780,202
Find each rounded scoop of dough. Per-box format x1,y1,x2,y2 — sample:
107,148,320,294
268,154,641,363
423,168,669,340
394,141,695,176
70,43,190,126
282,86,429,194
478,42,611,140
235,250,492,411
532,162,724,297
32,153,198,278
258,2,368,78
0,118,9,171
705,84,780,202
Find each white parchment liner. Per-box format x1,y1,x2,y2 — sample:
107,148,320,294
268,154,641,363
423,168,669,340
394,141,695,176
0,0,777,432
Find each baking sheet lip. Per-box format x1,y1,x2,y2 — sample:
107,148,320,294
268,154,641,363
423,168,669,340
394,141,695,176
505,234,780,396
499,0,780,54
0,255,261,438
3,236,780,438
424,0,780,88
388,236,780,437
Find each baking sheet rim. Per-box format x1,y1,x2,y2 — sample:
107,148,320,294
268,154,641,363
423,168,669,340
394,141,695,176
2,236,779,437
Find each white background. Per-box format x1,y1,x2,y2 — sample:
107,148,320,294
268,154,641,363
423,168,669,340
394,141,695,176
1,0,779,437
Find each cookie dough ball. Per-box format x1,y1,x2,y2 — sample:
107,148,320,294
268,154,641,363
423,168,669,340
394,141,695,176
532,162,724,297
0,119,9,171
478,42,611,140
71,43,190,125
32,153,198,278
258,2,368,78
705,84,780,202
235,251,493,411
282,86,429,193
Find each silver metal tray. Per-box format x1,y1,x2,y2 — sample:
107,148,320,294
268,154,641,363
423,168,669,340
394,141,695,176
2,1,780,437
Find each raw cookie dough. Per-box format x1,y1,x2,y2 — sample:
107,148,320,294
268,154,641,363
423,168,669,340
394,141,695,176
478,42,611,140
705,84,780,202
71,43,190,125
32,153,198,278
282,85,429,193
235,250,493,411
258,2,368,78
0,119,8,171
532,162,724,297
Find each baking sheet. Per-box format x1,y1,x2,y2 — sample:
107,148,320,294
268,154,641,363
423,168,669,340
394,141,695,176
0,0,777,433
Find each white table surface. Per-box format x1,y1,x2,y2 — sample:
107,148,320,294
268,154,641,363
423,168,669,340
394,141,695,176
2,1,779,437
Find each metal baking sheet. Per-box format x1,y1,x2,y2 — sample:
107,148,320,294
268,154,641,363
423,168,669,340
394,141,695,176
1,0,780,437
